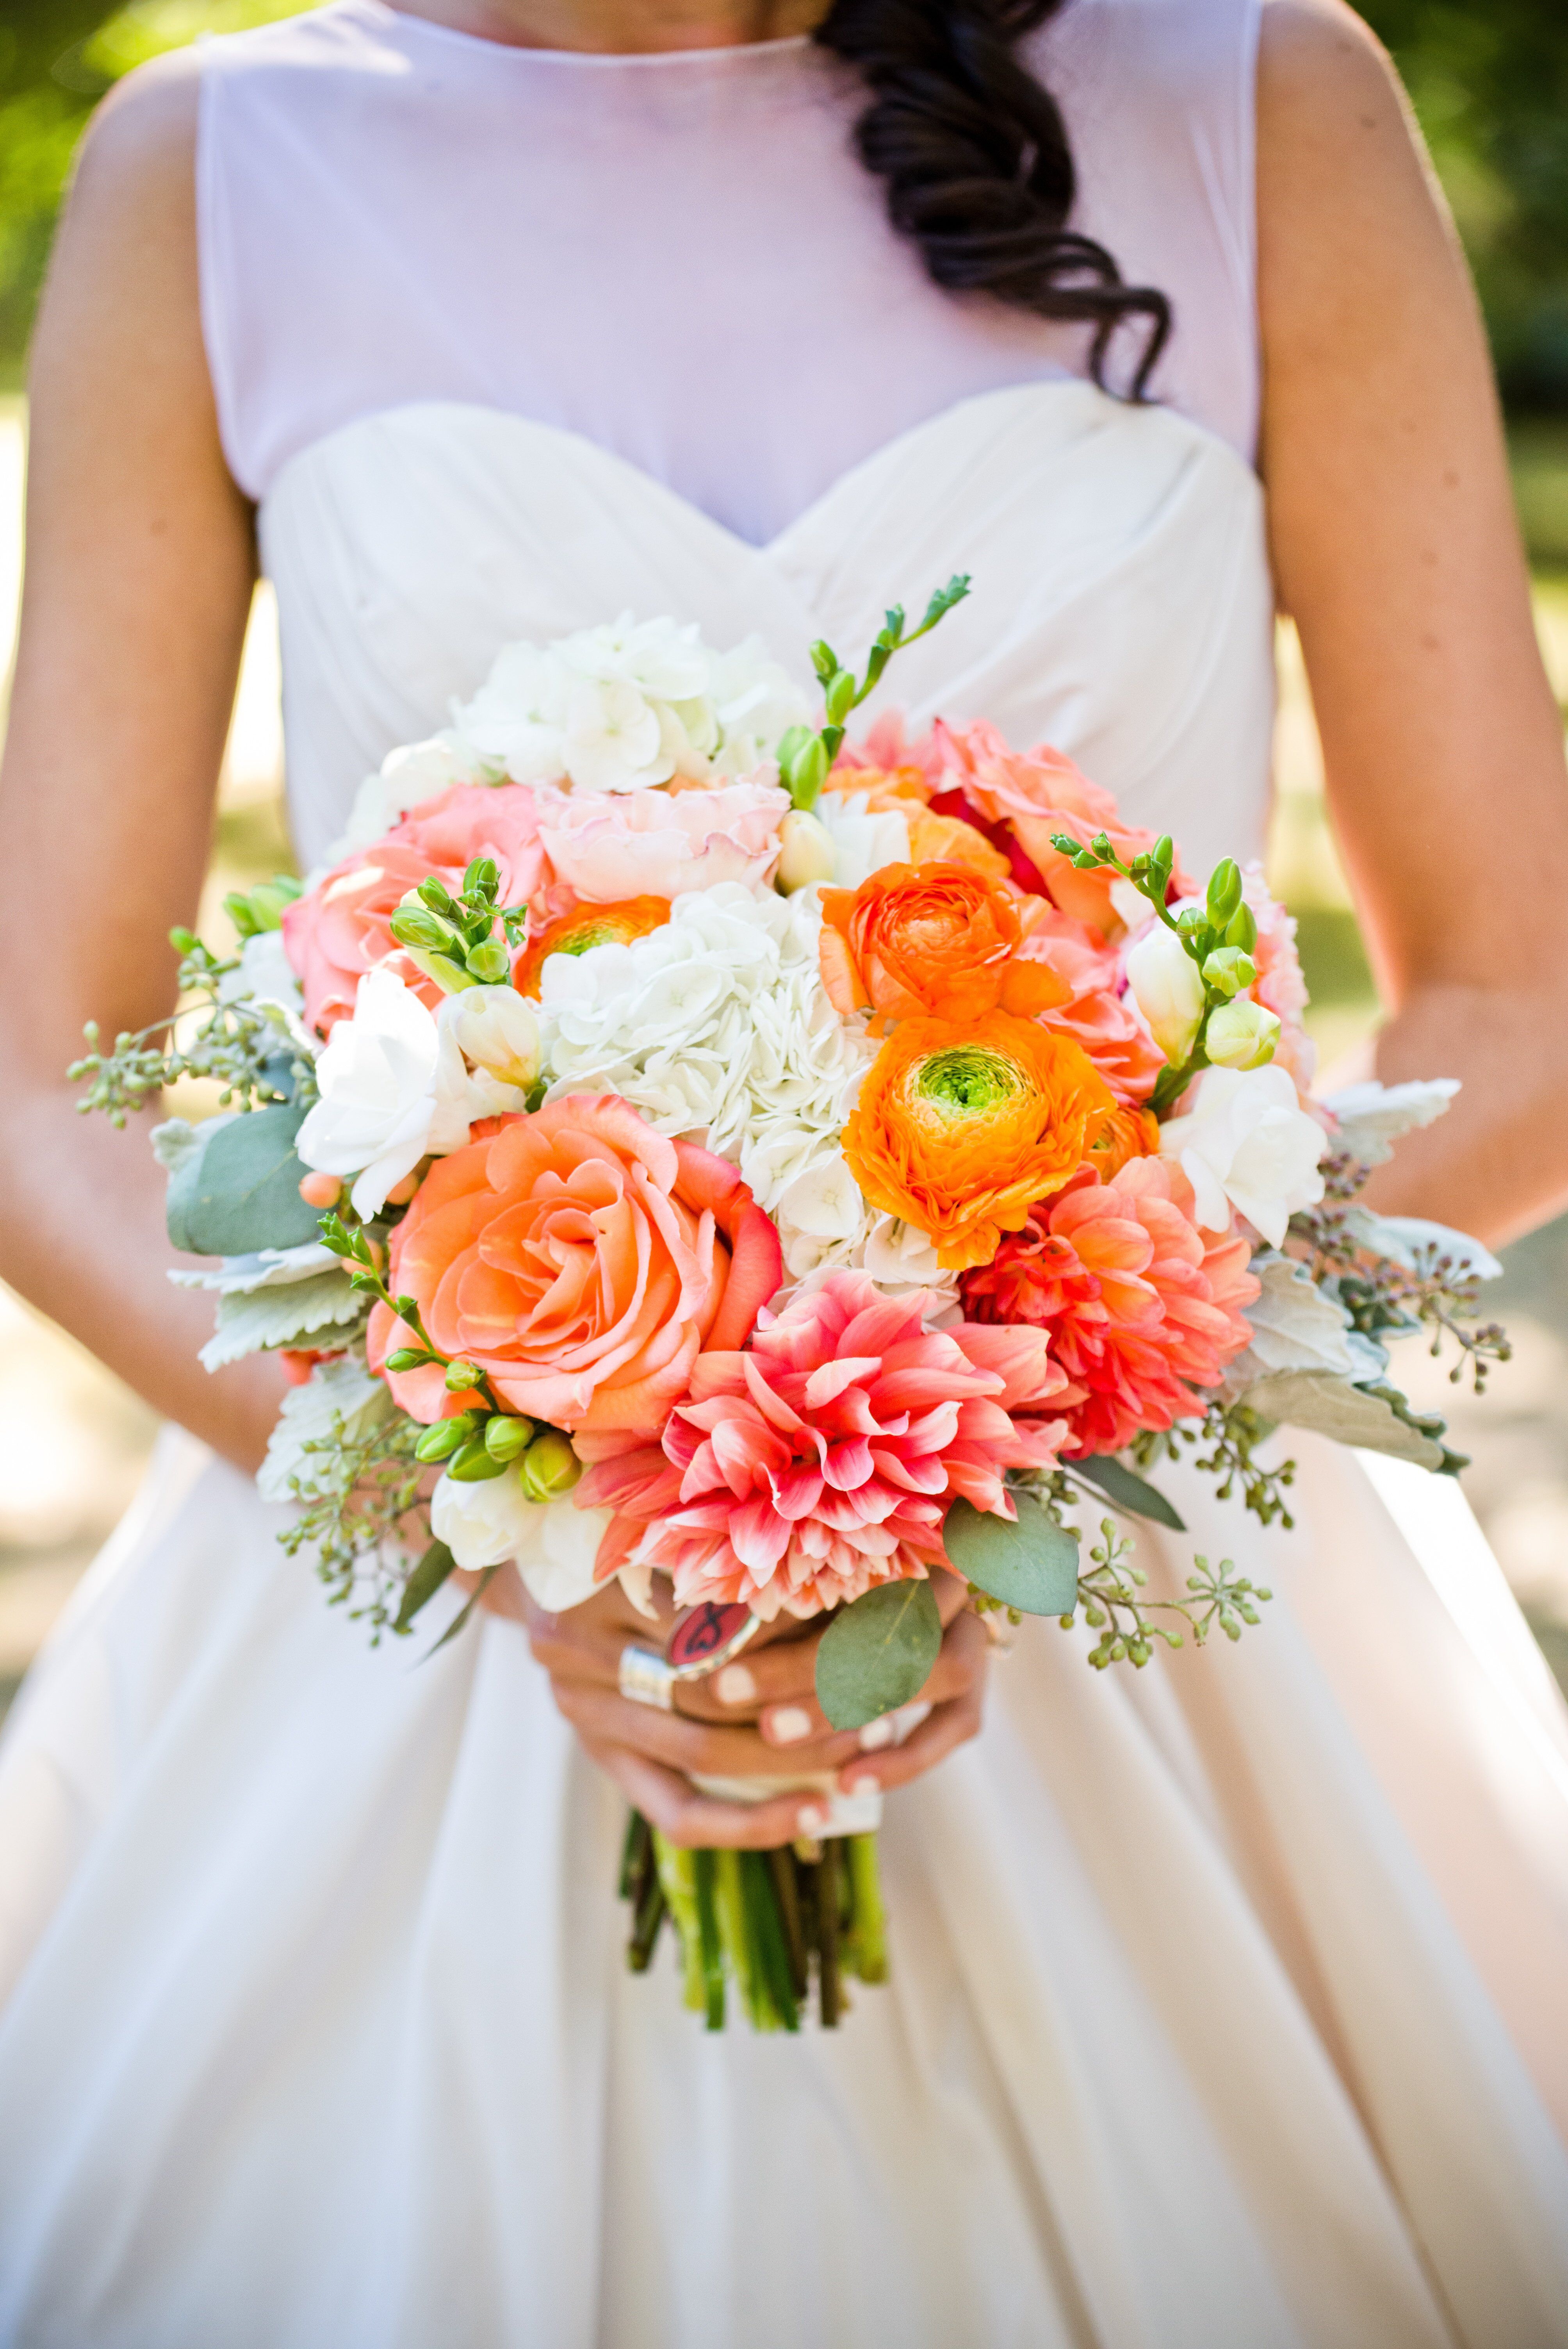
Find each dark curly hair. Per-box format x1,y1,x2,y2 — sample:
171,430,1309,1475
815,0,1171,395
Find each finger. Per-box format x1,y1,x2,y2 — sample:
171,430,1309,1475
520,1582,674,1690
686,1569,971,1724
579,1738,836,1852
832,1686,985,1797
741,1600,990,1751
553,1679,867,1778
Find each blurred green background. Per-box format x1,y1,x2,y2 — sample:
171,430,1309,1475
2,0,1568,1716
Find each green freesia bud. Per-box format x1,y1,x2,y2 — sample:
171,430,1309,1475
1152,834,1174,873
824,670,856,726
402,946,478,996
417,876,456,917
447,1434,508,1482
1205,859,1243,926
415,1414,476,1464
1175,906,1210,943
384,1346,429,1374
390,906,458,954
465,939,511,985
1203,998,1281,1071
779,729,830,811
169,926,199,957
444,1360,484,1392
1226,902,1258,953
519,1430,583,1502
484,1413,535,1462
464,857,500,900
776,808,837,893
1200,946,1257,999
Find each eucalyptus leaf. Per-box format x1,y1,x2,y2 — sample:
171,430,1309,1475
1070,1456,1187,1531
169,1103,323,1257
815,1579,943,1731
1235,1368,1449,1470
395,1540,458,1634
943,1495,1080,1613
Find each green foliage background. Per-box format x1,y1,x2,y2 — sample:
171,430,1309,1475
1,0,1566,410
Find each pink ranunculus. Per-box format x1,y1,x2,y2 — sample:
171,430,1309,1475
960,1158,1259,1458
538,775,788,904
283,784,555,1035
574,1271,1074,1619
1016,902,1167,1105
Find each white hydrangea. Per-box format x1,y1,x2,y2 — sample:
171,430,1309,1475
339,731,500,855
537,883,931,1290
455,615,811,797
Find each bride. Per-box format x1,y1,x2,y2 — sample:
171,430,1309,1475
2,0,1567,2338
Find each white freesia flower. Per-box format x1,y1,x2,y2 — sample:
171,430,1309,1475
295,968,522,1219
431,1469,612,1611
1203,997,1281,1071
439,986,542,1089
775,809,838,893
1125,923,1206,1065
455,616,810,797
1159,1064,1326,1247
340,731,497,853
815,788,911,888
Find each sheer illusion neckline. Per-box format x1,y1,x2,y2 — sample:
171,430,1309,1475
366,0,816,70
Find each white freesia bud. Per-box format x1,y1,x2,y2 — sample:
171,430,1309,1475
775,808,838,893
295,968,523,1219
1124,923,1206,1065
1159,1064,1326,1248
1203,998,1281,1071
430,1467,611,1612
438,986,542,1089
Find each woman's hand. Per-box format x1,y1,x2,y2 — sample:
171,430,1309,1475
476,1568,989,1849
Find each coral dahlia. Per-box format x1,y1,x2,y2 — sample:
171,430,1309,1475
960,1160,1259,1458
574,1271,1074,1618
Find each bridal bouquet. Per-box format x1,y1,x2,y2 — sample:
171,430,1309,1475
75,578,1508,2031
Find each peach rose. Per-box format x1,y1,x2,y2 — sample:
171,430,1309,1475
283,784,554,1035
1017,904,1167,1105
537,776,787,903
819,862,1068,1027
366,1095,783,1434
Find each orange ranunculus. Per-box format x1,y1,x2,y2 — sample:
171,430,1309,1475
366,1096,782,1434
513,896,670,998
1087,1102,1161,1180
841,1013,1117,1272
819,863,1068,1027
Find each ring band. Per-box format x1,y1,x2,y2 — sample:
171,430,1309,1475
618,1643,677,1711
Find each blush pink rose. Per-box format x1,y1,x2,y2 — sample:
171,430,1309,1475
538,776,787,903
283,784,555,1035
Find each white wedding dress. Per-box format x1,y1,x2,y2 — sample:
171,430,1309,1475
4,7,1568,2344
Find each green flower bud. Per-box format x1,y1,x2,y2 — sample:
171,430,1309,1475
1203,997,1281,1071
779,729,830,810
1205,858,1243,925
1152,834,1174,873
824,670,856,726
444,1360,485,1392
402,946,479,996
447,1435,508,1482
414,1414,476,1463
484,1413,535,1462
169,926,199,957
464,856,500,900
417,876,456,916
519,1430,583,1502
1226,902,1258,953
1199,946,1257,999
389,906,459,954
384,1346,429,1374
465,939,511,985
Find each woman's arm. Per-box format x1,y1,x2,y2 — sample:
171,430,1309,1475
1258,0,1568,1246
0,59,287,1470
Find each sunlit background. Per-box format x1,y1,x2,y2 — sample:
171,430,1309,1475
3,0,1568,1716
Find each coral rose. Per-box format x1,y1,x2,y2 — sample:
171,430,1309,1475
961,1159,1259,1456
537,775,787,903
514,896,670,998
818,862,1069,1027
283,783,553,1035
841,1012,1117,1273
1014,903,1167,1105
367,1095,783,1434
574,1271,1073,1618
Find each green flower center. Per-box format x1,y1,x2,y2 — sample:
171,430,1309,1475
914,1046,1020,1117
559,921,620,957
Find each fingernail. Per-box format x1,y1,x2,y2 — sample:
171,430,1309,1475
767,1705,814,1745
798,1804,828,1834
715,1663,757,1706
892,1699,931,1746
843,1773,880,1798
857,1714,897,1752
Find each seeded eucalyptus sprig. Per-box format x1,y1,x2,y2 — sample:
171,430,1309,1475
386,854,528,998
69,930,311,1125
775,574,972,811
1066,1516,1272,1671
1051,830,1263,1112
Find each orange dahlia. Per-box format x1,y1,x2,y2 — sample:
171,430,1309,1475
513,895,670,998
841,1012,1117,1273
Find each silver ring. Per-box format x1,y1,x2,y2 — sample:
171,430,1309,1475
618,1643,677,1712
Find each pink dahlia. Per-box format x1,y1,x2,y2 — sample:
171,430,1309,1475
960,1160,1259,1458
573,1272,1074,1618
